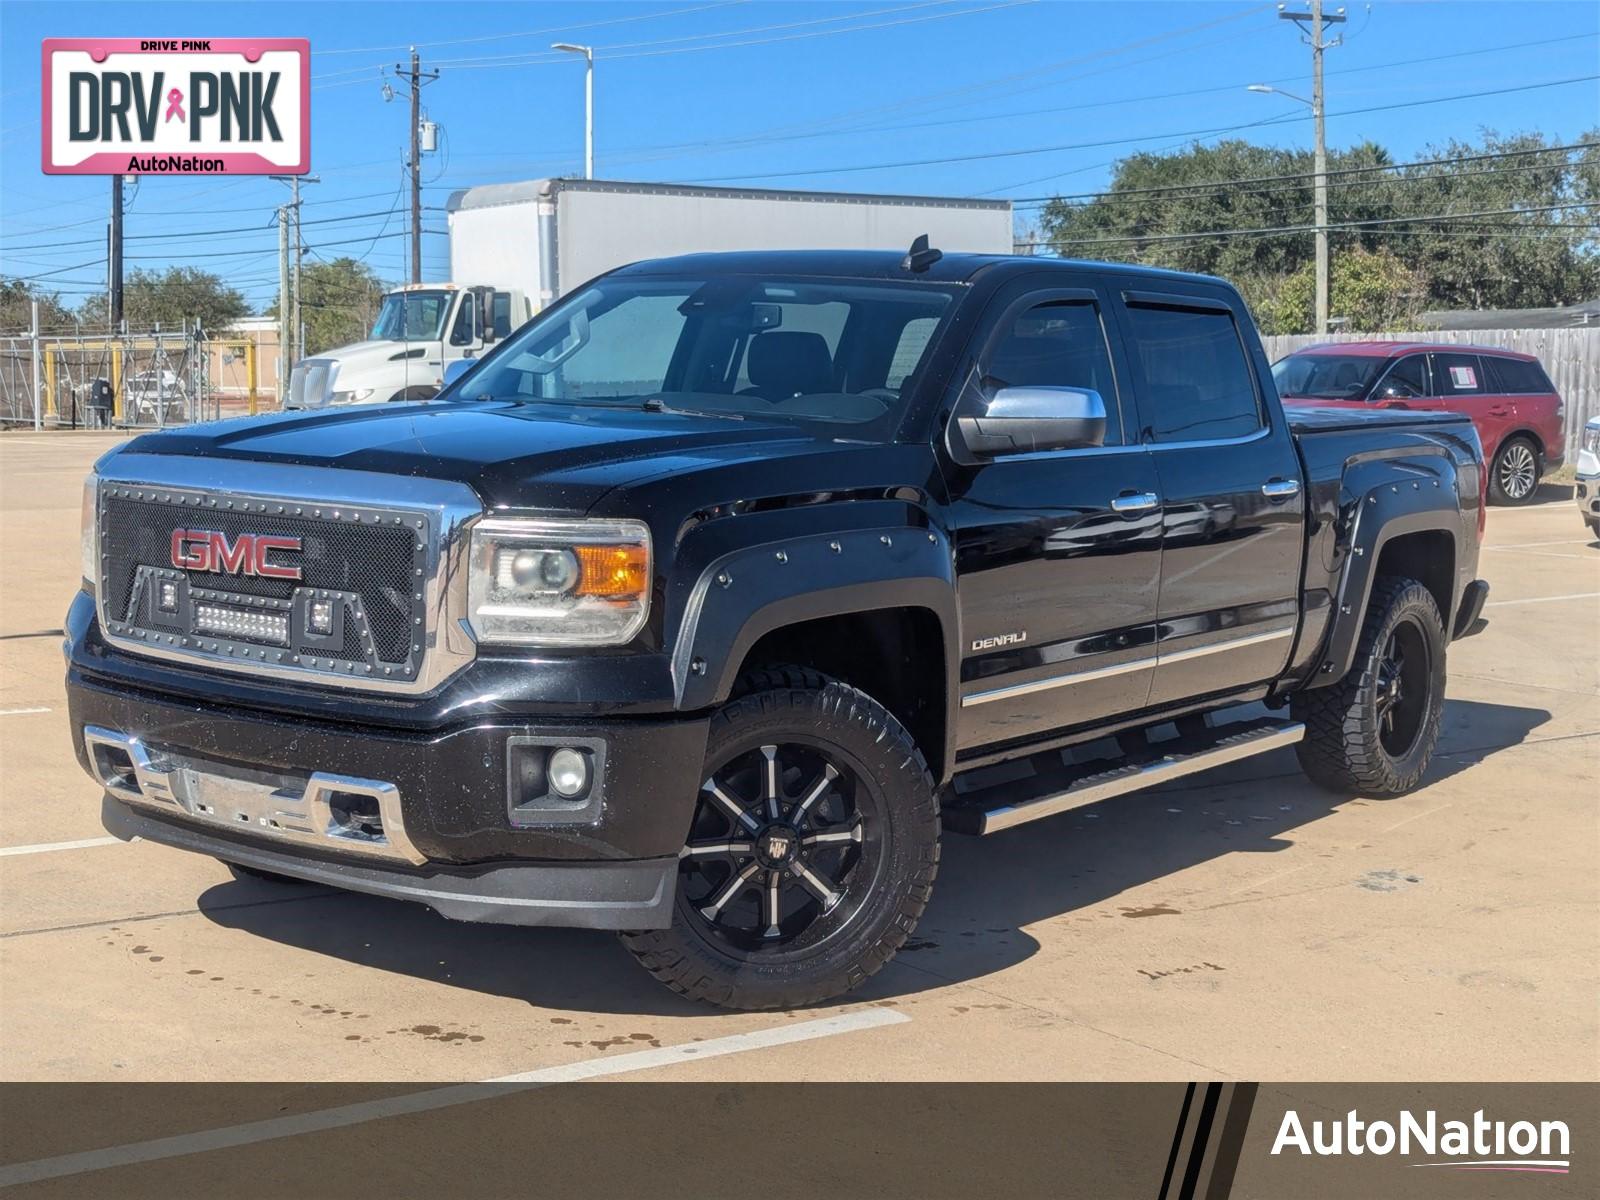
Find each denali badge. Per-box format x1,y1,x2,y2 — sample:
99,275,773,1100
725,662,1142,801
170,529,303,580
971,631,1027,652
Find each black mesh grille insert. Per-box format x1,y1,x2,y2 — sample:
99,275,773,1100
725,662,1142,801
101,494,423,666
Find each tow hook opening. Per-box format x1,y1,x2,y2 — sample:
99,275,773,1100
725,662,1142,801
91,743,140,795
326,790,385,841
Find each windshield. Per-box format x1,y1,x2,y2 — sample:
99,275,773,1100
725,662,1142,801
371,291,452,341
1272,354,1386,399
447,274,958,434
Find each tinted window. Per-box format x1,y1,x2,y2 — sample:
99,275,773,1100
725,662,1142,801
1487,356,1554,394
1432,353,1486,397
986,300,1124,445
1379,354,1429,398
1124,302,1261,442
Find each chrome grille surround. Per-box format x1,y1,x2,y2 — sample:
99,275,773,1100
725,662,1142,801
93,453,482,695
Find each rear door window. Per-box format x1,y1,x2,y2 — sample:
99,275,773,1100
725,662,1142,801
1121,299,1262,442
1431,353,1487,398
1485,356,1554,394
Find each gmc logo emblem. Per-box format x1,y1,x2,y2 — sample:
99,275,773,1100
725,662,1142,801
170,529,303,580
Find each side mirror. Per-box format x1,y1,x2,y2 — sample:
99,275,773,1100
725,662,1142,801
479,291,497,345
1377,381,1419,400
957,386,1107,457
441,358,476,390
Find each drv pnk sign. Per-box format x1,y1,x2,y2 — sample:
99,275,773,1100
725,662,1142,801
42,38,309,175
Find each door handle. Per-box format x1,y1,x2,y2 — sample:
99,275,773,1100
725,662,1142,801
1261,478,1301,500
1110,491,1160,514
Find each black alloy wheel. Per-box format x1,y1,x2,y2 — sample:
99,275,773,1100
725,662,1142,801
621,667,939,1010
680,740,876,955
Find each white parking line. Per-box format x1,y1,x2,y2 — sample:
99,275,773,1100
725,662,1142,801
1484,592,1600,608
0,706,51,716
0,836,122,857
1484,540,1592,550
0,1008,909,1187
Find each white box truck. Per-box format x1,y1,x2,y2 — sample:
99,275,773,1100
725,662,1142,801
287,179,1012,409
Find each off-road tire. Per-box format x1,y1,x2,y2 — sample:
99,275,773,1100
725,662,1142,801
1487,435,1540,505
620,666,940,1010
1292,577,1447,797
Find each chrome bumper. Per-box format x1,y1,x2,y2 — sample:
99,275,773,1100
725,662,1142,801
83,725,425,865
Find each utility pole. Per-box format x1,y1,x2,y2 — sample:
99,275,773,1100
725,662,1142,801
396,48,440,283
271,173,319,368
277,205,290,406
108,175,124,332
1278,2,1345,334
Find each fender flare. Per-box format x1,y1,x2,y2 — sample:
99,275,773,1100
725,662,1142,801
1312,480,1461,687
670,526,960,777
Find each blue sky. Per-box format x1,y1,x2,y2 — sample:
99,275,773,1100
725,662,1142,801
3,0,1597,313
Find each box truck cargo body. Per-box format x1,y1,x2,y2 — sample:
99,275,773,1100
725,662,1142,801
288,179,1011,409
446,177,1015,311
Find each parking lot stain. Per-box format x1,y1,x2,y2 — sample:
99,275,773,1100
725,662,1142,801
1138,962,1226,982
1120,904,1181,918
1357,869,1423,893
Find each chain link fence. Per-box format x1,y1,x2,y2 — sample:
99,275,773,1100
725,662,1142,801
0,326,274,431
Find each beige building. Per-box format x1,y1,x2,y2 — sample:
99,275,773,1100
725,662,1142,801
210,316,281,413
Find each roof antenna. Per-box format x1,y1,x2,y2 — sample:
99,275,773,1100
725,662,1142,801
902,233,942,273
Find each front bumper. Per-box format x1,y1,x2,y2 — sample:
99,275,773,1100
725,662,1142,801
1576,463,1600,530
100,797,675,929
67,662,708,928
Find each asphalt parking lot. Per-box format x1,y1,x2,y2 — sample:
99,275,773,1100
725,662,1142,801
2,431,1596,1086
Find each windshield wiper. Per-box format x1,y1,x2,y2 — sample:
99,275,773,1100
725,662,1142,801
640,396,744,421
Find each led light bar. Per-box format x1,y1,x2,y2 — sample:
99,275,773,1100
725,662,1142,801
195,604,290,645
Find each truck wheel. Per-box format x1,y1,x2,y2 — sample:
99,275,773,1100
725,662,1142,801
620,667,939,1010
1487,436,1540,505
1291,577,1446,797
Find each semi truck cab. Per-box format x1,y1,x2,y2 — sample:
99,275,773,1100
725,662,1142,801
286,283,531,409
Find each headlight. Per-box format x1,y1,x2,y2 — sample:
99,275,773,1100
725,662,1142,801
80,472,98,591
1585,425,1600,456
331,388,376,404
468,517,651,646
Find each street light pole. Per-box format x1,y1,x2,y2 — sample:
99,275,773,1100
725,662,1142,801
552,43,594,178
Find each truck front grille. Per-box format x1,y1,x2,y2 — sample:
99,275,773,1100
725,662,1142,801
98,486,431,684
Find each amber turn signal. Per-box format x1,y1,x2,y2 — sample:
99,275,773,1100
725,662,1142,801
574,544,649,598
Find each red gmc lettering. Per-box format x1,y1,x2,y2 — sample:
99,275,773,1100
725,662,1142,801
170,529,303,580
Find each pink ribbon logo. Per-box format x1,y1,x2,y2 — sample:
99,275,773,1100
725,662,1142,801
164,88,185,123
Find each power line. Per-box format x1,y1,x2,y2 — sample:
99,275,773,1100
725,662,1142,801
1025,203,1596,250
1010,140,1598,206
1012,146,1598,212
683,74,1600,184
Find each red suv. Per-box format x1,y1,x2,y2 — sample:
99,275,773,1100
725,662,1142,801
1272,341,1566,504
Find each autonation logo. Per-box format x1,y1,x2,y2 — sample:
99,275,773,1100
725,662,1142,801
1272,1108,1571,1175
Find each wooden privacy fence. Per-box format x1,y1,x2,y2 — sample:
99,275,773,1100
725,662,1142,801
1261,327,1599,464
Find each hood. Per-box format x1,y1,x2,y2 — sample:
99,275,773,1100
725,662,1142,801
116,399,842,510
308,339,434,368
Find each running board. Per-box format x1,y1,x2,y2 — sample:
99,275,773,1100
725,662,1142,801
944,719,1305,836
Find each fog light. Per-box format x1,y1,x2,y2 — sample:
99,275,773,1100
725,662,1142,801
308,598,334,635
158,580,179,612
548,748,590,798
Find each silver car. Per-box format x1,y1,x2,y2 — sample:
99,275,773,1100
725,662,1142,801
1577,416,1600,538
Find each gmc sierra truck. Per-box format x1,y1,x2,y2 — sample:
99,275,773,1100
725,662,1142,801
68,246,1490,1010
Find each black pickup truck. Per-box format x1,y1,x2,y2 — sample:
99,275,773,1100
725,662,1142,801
67,247,1490,1009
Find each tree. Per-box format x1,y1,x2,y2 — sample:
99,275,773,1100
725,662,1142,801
77,266,247,334
1038,131,1599,324
0,278,75,334
264,257,389,355
1268,247,1424,335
